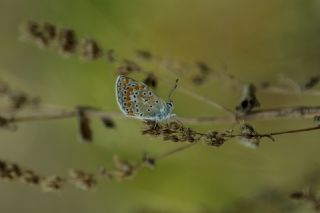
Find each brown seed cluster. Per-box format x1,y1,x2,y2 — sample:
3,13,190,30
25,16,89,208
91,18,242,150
141,152,156,168
101,116,116,128
57,28,78,55
0,116,16,131
290,190,320,211
76,107,116,143
0,159,103,191
0,80,40,113
20,20,108,60
192,62,212,85
314,115,320,126
143,73,158,89
41,176,66,191
98,153,158,181
0,159,66,191
237,122,275,148
80,39,102,60
22,21,236,89
142,121,227,147
0,160,37,183
110,155,135,180
69,169,97,190
235,84,260,115
116,59,141,76
76,106,93,143
303,75,320,90
135,50,153,61
20,21,56,47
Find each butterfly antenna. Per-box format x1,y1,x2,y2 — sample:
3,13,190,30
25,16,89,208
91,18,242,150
168,78,179,100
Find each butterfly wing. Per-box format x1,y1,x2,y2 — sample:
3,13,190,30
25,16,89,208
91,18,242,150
115,75,168,120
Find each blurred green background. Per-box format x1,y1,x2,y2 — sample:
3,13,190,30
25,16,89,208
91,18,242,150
1,0,320,212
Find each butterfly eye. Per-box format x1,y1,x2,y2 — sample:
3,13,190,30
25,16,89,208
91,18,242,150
167,102,173,108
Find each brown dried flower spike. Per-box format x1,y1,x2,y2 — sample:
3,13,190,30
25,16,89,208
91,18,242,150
80,38,103,60
58,28,78,55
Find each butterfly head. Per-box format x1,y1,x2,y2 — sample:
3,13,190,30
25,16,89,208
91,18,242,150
166,101,174,111
163,100,174,119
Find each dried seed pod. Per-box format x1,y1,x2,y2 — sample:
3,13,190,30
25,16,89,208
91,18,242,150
101,117,116,129
135,50,152,60
143,73,158,89
21,21,48,47
191,62,212,85
237,122,260,148
106,49,116,63
42,22,57,42
41,176,65,191
191,75,205,85
304,76,320,89
236,84,260,115
290,191,304,200
69,169,97,190
112,155,134,179
10,92,28,110
314,115,320,126
21,170,41,185
196,61,211,75
80,38,102,60
116,59,141,75
142,153,155,168
76,107,93,143
58,28,77,55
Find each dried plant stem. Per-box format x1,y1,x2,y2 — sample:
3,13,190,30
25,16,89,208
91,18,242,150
130,144,196,173
262,126,320,137
181,105,320,124
154,143,196,160
5,105,320,125
228,126,320,139
260,86,320,96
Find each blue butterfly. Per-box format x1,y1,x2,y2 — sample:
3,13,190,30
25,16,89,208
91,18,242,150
115,75,176,121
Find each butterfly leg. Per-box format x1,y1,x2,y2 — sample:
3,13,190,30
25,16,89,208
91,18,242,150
168,114,183,126
153,121,159,130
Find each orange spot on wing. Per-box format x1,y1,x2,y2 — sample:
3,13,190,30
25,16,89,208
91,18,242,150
124,100,132,107
125,94,130,100
127,110,134,115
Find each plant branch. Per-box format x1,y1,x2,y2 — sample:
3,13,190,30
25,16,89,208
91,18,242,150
3,105,320,126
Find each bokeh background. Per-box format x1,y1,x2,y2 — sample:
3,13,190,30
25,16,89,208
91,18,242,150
1,0,320,212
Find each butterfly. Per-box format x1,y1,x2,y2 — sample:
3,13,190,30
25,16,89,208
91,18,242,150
115,75,176,121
